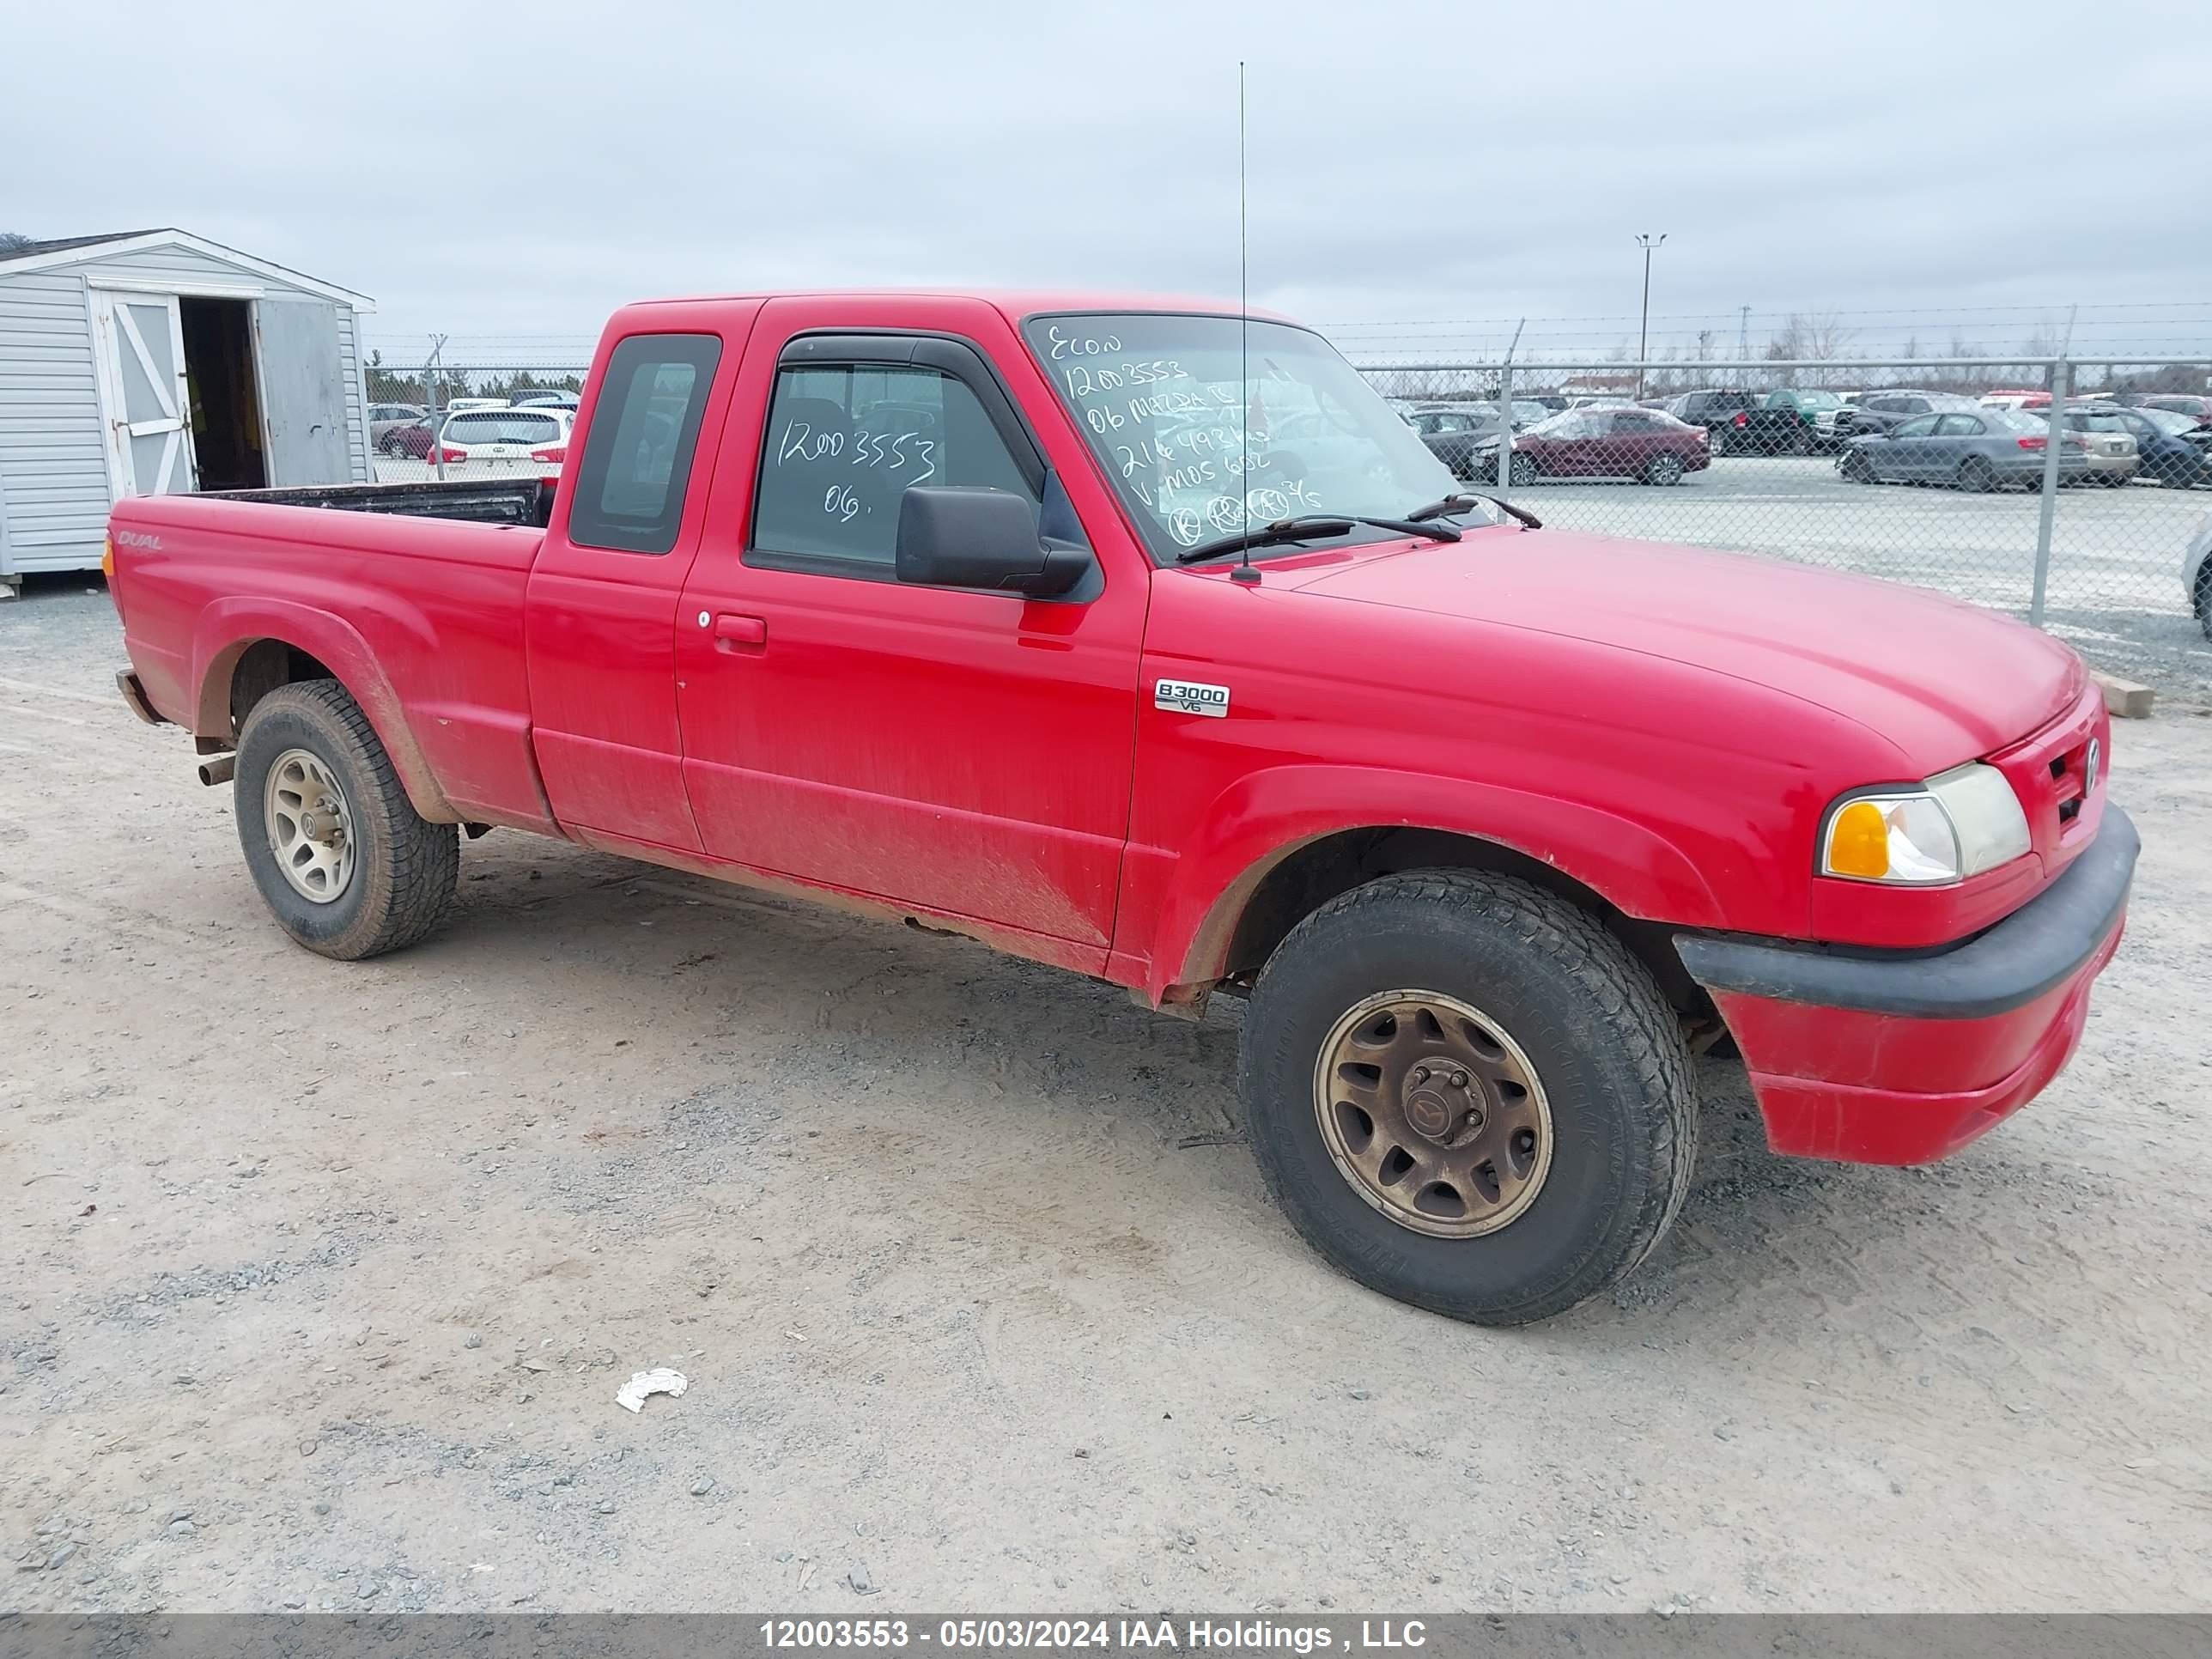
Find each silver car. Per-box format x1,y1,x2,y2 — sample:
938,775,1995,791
2029,405,2141,486
1838,405,2090,491
2186,513,2212,639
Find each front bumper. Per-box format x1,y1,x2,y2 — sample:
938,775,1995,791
1674,806,2137,1164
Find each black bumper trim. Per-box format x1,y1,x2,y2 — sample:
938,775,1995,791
115,668,166,726
1674,805,2138,1021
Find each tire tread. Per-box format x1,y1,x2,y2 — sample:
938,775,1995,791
1241,870,1697,1324
238,680,459,960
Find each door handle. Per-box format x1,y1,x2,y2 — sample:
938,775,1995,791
711,612,767,651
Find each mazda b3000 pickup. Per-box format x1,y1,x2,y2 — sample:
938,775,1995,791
107,290,2136,1323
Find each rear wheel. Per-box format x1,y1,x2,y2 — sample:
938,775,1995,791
1238,872,1697,1326
234,679,459,960
1508,452,1538,487
1643,453,1686,487
1956,455,1997,493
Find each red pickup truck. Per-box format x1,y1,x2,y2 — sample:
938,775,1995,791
106,290,2136,1325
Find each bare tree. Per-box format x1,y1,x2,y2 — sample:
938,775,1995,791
0,231,34,255
1944,328,1975,392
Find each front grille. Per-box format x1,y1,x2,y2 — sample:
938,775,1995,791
1987,684,2106,877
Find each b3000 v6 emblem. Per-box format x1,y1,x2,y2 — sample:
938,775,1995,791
1155,679,1231,718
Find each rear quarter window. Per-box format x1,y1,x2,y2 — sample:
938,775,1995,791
566,334,723,555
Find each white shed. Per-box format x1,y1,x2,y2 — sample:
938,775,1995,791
0,229,376,592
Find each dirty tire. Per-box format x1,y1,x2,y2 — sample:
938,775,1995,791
234,679,459,960
1239,872,1696,1326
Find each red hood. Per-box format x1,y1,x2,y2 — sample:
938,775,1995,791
1281,528,2083,770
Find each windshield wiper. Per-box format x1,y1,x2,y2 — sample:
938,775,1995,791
1407,492,1542,531
1175,514,1460,566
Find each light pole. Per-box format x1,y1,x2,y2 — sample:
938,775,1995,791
1634,234,1666,399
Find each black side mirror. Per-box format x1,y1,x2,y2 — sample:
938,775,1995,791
895,487,1089,598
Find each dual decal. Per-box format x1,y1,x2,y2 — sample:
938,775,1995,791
1154,679,1231,719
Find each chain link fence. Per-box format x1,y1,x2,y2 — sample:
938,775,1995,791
1357,356,2212,701
364,351,590,481
361,339,2212,700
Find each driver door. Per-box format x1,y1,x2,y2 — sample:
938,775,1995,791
672,315,1148,962
1886,413,1943,478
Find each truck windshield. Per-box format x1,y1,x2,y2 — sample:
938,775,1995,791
1023,313,1476,562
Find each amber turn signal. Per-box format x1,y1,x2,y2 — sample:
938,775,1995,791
1825,799,1890,878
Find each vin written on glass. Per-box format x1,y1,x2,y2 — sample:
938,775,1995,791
1024,311,1467,563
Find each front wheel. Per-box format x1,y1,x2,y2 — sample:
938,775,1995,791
1838,448,1875,483
1238,872,1697,1326
1508,452,1538,487
234,679,459,960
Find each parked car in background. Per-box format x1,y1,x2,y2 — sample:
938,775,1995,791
2136,394,2212,423
1763,388,1850,452
377,416,435,459
443,397,505,415
2185,514,2212,639
1406,405,1505,477
1518,392,1571,414
1838,406,2089,490
368,403,426,449
513,392,582,410
2021,405,2138,485
1472,404,1711,486
1832,390,1984,440
1661,389,1803,455
2075,405,2212,488
428,407,574,470
1980,390,2052,413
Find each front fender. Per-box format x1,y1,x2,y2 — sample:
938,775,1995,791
1146,763,1723,1002
190,597,459,823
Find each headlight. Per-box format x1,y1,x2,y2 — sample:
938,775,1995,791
1820,763,2032,884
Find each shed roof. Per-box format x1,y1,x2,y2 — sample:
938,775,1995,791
0,229,165,259
0,228,374,308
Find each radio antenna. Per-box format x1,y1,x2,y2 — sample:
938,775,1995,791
1231,59,1260,586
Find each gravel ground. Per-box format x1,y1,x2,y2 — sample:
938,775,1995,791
3,580,2209,1614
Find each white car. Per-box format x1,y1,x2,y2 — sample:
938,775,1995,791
2186,514,2212,639
429,406,574,471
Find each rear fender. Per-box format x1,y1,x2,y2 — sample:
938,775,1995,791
190,597,459,823
1147,764,1722,1003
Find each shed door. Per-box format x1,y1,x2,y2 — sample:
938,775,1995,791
256,300,351,484
92,291,198,498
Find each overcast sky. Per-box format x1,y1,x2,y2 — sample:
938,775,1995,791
7,2,2207,360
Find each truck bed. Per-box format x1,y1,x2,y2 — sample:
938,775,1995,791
199,476,556,528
